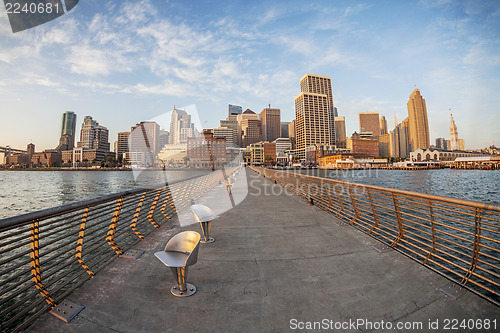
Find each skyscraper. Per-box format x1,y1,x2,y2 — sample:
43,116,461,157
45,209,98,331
436,138,448,150
60,111,77,149
170,107,195,144
228,104,242,116
295,74,335,157
407,89,430,151
260,107,281,142
78,116,110,152
237,109,262,147
298,74,336,147
449,114,459,150
380,116,388,135
280,122,290,138
334,116,346,146
117,131,130,161
61,111,77,137
359,111,380,137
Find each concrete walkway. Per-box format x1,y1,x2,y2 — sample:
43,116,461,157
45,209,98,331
28,169,498,332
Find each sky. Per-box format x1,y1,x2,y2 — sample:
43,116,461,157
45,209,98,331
0,0,499,156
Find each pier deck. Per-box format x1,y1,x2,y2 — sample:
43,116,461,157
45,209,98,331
28,169,498,332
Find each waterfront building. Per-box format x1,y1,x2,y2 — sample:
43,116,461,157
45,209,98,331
359,111,380,137
170,108,195,144
158,130,169,151
288,120,296,149
334,116,346,148
280,122,290,138
410,148,484,162
263,142,277,164
379,133,390,157
260,107,281,142
390,117,410,158
346,132,379,157
449,114,459,150
129,122,160,167
435,138,448,150
213,126,235,147
295,74,336,158
55,134,74,151
249,142,264,165
273,138,292,156
117,131,130,161
60,111,77,148
407,89,430,150
78,116,110,152
459,138,465,151
157,144,187,166
228,104,242,116
220,119,239,147
187,131,226,169
380,116,388,135
237,109,262,148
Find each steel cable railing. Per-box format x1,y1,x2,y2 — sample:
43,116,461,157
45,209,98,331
0,167,239,333
251,167,500,306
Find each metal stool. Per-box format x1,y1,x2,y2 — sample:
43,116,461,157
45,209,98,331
154,231,201,297
191,204,219,243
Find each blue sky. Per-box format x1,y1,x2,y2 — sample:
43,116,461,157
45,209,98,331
0,0,499,154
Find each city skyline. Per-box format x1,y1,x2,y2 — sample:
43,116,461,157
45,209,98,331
0,0,499,154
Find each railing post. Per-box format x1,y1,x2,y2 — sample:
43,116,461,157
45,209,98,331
391,193,405,247
130,192,146,240
335,185,345,218
30,219,57,308
75,207,94,277
147,188,162,228
367,189,380,234
106,197,125,255
424,200,437,264
461,208,482,285
349,185,360,225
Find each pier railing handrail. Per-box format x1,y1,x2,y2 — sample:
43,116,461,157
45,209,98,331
250,166,500,307
0,175,194,231
0,167,240,332
268,170,500,213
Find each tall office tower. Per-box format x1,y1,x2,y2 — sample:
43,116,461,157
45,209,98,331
449,113,459,150
379,134,390,157
359,111,380,137
435,138,448,150
117,131,130,160
390,117,410,158
260,107,281,142
221,118,238,147
130,122,160,153
60,111,77,148
295,74,335,157
380,116,388,135
78,116,110,151
299,74,336,146
334,116,346,146
280,122,290,138
170,107,195,144
407,89,430,151
228,104,243,116
334,107,338,117
237,109,262,147
288,120,296,149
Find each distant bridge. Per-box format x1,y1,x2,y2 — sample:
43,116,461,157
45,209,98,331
0,146,27,156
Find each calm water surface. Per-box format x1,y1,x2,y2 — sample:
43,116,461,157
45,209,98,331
0,170,209,219
1,169,499,219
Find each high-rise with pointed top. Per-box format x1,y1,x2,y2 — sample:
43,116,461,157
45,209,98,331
407,89,430,151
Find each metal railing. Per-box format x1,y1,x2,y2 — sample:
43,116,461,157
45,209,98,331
0,168,238,332
250,167,500,306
